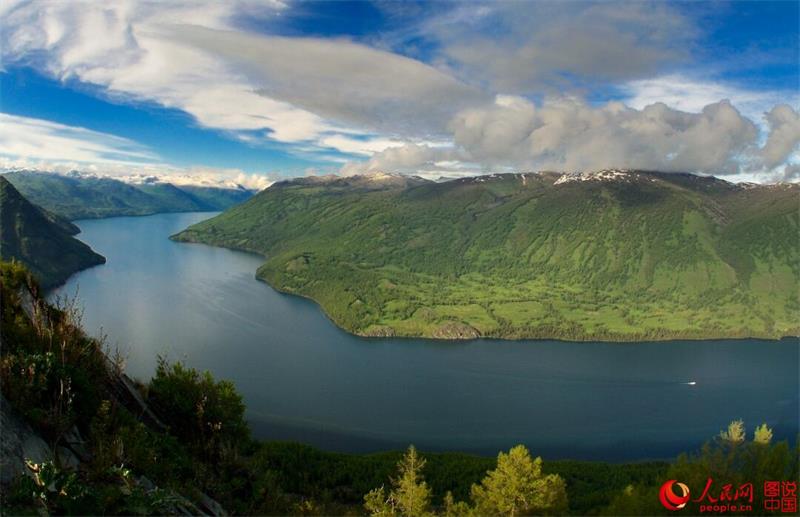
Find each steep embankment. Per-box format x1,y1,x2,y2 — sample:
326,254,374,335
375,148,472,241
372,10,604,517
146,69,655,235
173,171,800,341
3,170,254,220
0,177,105,289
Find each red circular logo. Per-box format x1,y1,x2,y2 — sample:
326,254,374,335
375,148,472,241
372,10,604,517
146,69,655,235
659,480,690,511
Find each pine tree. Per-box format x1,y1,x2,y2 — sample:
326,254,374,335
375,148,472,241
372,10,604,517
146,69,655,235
718,419,746,443
753,423,773,444
470,445,567,516
365,446,433,517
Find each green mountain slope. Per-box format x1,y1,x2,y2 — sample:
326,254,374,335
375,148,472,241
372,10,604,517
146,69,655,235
173,171,800,341
179,185,259,210
3,171,254,220
0,177,105,288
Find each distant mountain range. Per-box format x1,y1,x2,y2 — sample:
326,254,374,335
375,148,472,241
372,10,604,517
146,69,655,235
0,177,105,289
2,170,255,220
173,170,800,341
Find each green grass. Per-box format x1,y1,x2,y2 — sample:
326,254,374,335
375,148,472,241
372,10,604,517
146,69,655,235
173,172,800,341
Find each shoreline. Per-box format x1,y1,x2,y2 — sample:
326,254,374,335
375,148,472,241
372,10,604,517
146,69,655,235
171,233,800,344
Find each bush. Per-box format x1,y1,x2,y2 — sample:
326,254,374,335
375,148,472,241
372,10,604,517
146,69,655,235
0,261,106,441
147,357,249,461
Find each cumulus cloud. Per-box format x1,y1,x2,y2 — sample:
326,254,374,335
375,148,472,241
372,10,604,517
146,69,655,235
123,168,275,190
783,163,800,181
759,105,800,169
340,144,460,176
450,96,762,174
623,75,799,126
343,97,794,178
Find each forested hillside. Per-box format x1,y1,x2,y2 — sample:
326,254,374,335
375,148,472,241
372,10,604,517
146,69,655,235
0,177,105,288
173,170,800,341
3,170,254,220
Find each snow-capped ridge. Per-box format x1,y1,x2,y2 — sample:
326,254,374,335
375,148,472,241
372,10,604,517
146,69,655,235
553,169,647,185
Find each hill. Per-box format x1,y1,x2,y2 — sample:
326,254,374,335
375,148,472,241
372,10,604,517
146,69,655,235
173,170,800,341
2,170,254,220
0,177,105,288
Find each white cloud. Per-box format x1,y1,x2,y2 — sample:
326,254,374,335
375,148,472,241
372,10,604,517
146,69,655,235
318,135,407,157
342,96,798,179
0,113,158,164
450,96,764,175
122,168,275,190
340,144,464,176
170,24,486,135
0,0,480,160
1,1,795,183
623,75,799,125
759,105,800,169
434,2,695,94
0,113,273,189
783,163,800,181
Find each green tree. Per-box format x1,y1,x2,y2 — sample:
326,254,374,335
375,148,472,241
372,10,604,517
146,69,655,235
147,357,249,460
470,445,567,516
719,419,746,443
603,421,797,516
365,446,434,517
442,491,471,517
753,423,773,444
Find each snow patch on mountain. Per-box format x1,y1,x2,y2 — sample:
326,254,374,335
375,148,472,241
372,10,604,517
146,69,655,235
553,169,650,185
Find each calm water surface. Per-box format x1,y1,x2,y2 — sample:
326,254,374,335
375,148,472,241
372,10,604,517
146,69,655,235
53,212,799,460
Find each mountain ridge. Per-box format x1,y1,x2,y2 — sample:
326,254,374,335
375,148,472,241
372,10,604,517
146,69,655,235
0,177,105,289
2,170,255,220
173,169,799,341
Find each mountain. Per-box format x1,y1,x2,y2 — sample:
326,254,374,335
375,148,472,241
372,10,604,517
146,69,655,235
2,170,255,220
0,177,105,289
172,170,800,341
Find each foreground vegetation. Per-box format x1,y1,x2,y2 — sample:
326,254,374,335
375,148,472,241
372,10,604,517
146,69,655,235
174,171,799,341
1,261,796,515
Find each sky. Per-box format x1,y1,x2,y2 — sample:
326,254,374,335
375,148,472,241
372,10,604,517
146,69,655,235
0,0,798,187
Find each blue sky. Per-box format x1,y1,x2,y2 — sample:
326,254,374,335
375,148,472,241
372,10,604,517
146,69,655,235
0,0,797,186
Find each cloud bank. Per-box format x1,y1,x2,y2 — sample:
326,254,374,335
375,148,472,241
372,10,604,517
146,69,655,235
0,113,158,165
1,0,797,182
0,114,273,189
346,97,799,179
434,2,695,94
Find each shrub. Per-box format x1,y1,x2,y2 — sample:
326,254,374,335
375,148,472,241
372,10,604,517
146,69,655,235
147,357,249,461
0,261,106,442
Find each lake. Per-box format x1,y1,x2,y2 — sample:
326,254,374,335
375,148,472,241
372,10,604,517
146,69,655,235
52,212,799,461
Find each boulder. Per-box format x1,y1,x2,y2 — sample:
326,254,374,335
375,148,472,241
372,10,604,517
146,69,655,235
0,397,52,484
